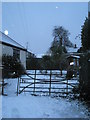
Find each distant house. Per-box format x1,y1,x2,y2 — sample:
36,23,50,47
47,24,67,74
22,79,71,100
67,55,80,67
64,47,82,78
26,51,35,59
66,46,81,66
0,31,27,69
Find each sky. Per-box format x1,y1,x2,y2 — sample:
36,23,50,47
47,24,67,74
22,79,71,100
2,2,88,55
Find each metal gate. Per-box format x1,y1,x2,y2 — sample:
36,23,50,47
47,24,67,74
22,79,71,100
17,70,79,96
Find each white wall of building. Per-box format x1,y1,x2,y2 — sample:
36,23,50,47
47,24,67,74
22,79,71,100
20,50,26,69
2,44,26,69
0,44,2,60
2,44,13,56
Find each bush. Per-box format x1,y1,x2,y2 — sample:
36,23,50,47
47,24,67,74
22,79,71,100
79,52,90,101
81,17,90,51
66,69,73,79
2,55,26,78
26,57,42,70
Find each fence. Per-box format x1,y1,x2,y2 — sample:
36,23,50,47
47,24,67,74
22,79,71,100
1,68,25,95
17,70,79,96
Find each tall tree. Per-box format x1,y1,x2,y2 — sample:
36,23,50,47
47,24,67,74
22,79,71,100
49,26,73,56
48,26,74,70
52,26,73,47
81,17,90,50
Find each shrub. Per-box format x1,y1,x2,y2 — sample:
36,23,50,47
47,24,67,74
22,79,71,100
79,52,90,101
2,55,26,78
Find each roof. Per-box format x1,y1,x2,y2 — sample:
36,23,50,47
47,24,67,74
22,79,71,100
0,31,27,51
66,47,79,53
67,55,80,59
36,54,45,58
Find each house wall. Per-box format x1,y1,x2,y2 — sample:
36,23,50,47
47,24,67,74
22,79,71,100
2,44,13,56
0,44,2,95
20,50,26,69
68,57,80,67
0,44,2,60
2,44,26,69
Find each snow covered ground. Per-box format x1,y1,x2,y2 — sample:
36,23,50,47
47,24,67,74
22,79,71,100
1,71,90,118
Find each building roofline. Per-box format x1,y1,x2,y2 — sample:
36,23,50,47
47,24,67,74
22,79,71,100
0,31,27,51
0,41,27,51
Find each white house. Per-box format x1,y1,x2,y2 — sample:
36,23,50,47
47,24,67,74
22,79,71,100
0,31,27,69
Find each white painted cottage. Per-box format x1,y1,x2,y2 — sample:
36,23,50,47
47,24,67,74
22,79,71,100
0,31,27,69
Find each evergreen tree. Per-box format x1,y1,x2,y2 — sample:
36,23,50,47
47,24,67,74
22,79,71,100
2,55,25,78
81,17,90,50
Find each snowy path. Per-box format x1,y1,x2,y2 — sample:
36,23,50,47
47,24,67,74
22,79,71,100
2,95,89,118
2,77,90,118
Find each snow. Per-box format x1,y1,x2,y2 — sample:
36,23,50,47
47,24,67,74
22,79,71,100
1,71,90,118
0,31,26,50
88,59,90,62
36,54,45,58
71,55,80,59
67,47,79,53
2,94,89,118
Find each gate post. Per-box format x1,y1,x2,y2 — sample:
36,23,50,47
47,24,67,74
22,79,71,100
17,77,20,96
34,70,36,93
49,70,52,96
2,78,4,95
66,79,68,96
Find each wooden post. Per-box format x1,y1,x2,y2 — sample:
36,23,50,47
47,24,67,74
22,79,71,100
34,70,36,93
1,65,4,95
49,70,52,96
17,77,20,96
66,79,68,96
2,78,4,95
61,69,62,76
